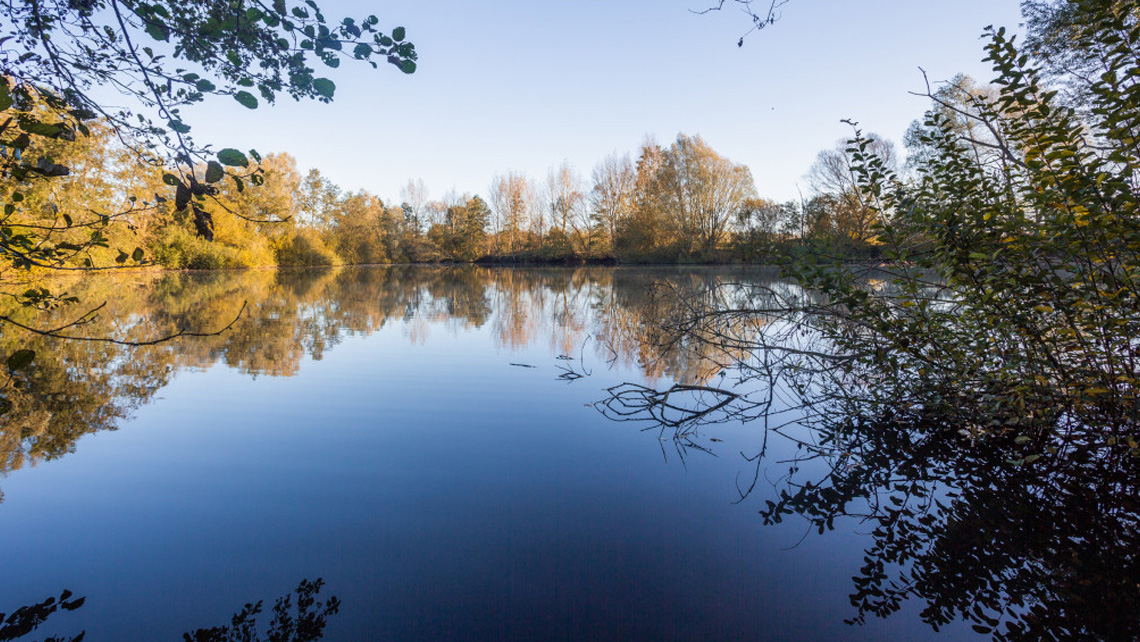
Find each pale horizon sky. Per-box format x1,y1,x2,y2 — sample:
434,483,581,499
183,0,1026,205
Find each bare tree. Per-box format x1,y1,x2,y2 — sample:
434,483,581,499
400,178,429,234
545,160,587,239
489,171,537,256
422,199,449,231
904,74,1007,175
591,152,636,251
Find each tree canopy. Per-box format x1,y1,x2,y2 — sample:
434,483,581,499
0,0,415,280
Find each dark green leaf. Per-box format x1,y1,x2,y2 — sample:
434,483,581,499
175,183,191,210
217,148,249,167
234,91,258,109
0,79,12,111
6,349,35,372
205,160,225,183
312,78,335,98
392,26,406,41
17,117,65,138
144,21,170,42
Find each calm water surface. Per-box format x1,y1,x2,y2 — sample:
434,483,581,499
0,266,980,641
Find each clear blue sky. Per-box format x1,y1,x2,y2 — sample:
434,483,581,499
186,0,1025,204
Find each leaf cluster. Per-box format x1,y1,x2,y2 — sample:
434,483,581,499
0,0,415,349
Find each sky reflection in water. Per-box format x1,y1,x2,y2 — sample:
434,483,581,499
0,266,981,641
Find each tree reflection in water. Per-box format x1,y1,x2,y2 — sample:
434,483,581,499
597,275,1140,641
0,579,338,642
0,589,84,642
6,266,1132,639
762,411,1140,641
0,266,755,499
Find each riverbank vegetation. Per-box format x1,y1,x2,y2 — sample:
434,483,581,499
0,2,930,286
611,2,1140,638
0,121,898,272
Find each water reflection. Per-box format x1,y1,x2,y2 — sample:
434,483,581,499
601,274,1140,641
758,411,1140,641
0,589,84,642
184,579,339,642
0,580,338,642
0,266,761,498
5,266,1127,639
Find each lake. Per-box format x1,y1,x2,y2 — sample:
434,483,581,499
0,266,1018,640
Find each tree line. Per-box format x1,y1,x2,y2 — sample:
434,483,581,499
1,121,911,272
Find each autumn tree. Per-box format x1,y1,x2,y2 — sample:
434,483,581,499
615,139,670,260
590,152,636,255
655,134,757,257
326,191,390,265
544,161,587,252
902,74,1003,175
293,169,339,230
422,196,451,234
238,154,302,226
400,178,430,234
0,115,149,272
428,195,490,262
0,0,416,325
733,197,793,260
489,172,537,257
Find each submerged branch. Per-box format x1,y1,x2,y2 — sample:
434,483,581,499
0,300,247,345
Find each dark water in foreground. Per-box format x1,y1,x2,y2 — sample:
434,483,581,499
0,266,981,641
